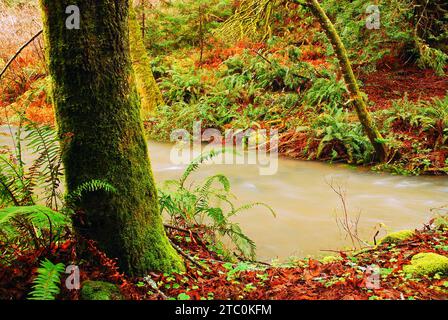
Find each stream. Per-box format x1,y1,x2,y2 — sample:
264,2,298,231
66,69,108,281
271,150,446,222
1,126,447,261
149,141,448,261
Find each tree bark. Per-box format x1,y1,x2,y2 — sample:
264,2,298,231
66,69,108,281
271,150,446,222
307,0,388,162
39,0,183,276
129,4,165,119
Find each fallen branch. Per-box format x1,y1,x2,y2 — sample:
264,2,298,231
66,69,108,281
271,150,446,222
0,29,43,80
143,276,169,300
169,239,208,271
164,223,208,248
164,223,197,235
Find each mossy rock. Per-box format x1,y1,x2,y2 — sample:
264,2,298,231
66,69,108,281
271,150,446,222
403,253,448,277
379,230,415,245
81,281,123,300
321,255,343,264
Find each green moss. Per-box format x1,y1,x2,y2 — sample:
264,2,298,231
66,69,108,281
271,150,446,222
379,230,415,245
81,281,123,300
403,253,448,277
40,0,184,276
129,6,164,119
321,255,343,264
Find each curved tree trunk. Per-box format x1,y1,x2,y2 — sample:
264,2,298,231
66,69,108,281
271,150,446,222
39,0,183,276
129,5,165,119
307,0,388,162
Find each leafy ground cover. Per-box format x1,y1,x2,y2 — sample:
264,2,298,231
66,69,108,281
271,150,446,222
2,219,448,300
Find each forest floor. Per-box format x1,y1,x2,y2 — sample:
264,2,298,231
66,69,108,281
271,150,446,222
361,57,448,111
2,222,448,300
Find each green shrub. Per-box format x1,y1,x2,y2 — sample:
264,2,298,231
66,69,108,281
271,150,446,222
309,109,375,164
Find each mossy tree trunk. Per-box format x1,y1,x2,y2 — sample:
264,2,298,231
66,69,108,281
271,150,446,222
129,4,165,119
39,0,183,276
307,0,388,162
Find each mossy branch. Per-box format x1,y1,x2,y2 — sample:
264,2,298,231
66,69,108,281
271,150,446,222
304,0,388,162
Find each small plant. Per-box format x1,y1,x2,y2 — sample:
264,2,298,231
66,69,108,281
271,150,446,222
159,150,275,260
416,41,447,76
309,109,375,164
0,119,63,210
304,75,348,112
0,205,70,264
223,261,260,281
28,259,65,300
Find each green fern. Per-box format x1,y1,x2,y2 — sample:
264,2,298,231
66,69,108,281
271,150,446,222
28,259,65,300
24,122,63,210
159,151,275,260
0,120,63,209
179,149,228,187
0,205,71,251
65,179,117,207
310,109,375,164
416,40,447,76
0,120,34,207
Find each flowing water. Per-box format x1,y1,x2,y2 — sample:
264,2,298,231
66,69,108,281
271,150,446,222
1,127,447,261
149,141,448,261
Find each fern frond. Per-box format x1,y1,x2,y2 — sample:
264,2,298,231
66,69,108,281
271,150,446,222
179,149,225,187
28,259,65,300
66,179,117,206
231,202,277,218
24,122,63,209
225,223,257,260
0,154,34,206
0,205,70,243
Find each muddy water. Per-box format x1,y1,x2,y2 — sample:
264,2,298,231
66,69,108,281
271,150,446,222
1,127,447,261
149,142,448,261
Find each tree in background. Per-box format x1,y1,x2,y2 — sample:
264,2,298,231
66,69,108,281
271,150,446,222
130,4,165,118
219,0,388,161
306,0,388,161
39,0,184,276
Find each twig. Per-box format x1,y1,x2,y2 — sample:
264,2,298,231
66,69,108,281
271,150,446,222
373,230,380,246
143,276,169,300
233,252,272,267
164,223,207,248
169,239,208,270
0,29,43,80
251,49,272,65
164,223,196,234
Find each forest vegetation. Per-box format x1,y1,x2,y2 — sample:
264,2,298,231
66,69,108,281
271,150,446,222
0,0,447,301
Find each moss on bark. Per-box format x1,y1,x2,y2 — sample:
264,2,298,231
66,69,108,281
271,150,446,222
39,0,183,276
307,0,388,162
129,5,164,119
